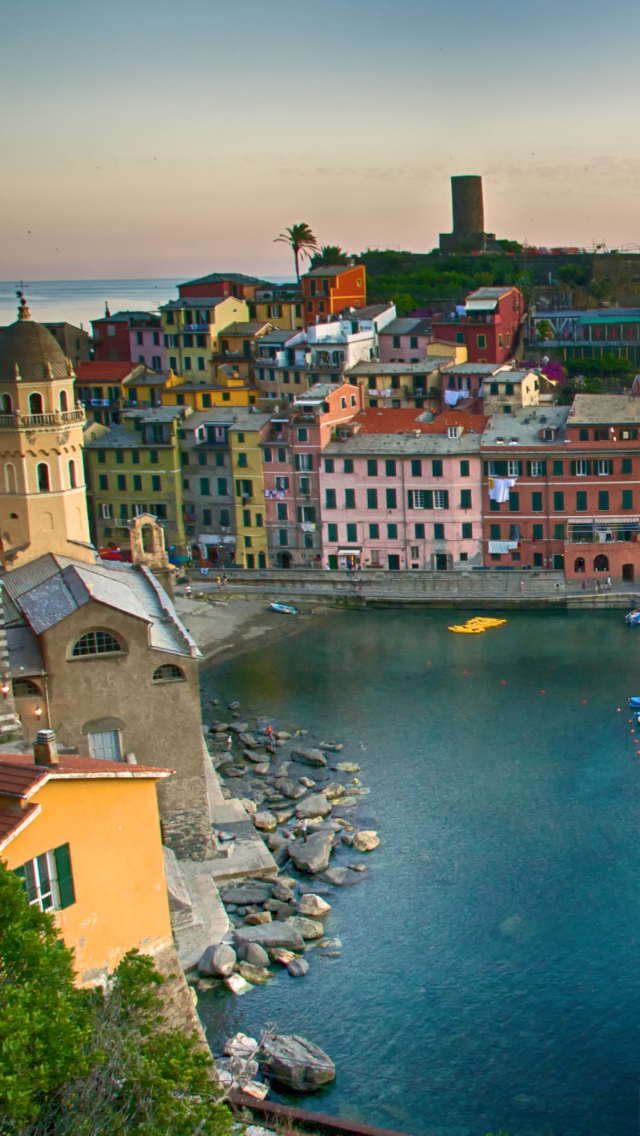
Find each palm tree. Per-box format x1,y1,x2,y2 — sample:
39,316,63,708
274,223,318,281
311,245,350,267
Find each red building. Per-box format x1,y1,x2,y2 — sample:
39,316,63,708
432,286,523,365
177,273,266,301
91,311,161,363
301,265,366,328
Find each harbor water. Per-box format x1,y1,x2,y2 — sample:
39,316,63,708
198,608,640,1136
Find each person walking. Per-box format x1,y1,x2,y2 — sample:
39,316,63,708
606,575,612,590
582,578,586,591
226,734,232,751
296,817,308,843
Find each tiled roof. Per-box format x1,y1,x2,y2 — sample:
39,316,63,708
182,273,266,287
219,322,272,335
0,803,40,851
0,762,48,799
353,408,433,435
379,318,431,336
346,359,446,376
0,753,173,777
304,265,358,277
76,362,142,381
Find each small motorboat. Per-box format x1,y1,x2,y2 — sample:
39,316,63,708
270,601,300,616
625,610,640,627
629,697,640,710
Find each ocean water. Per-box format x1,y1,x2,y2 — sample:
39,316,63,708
197,608,640,1136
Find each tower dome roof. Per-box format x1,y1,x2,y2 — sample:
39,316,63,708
0,298,73,383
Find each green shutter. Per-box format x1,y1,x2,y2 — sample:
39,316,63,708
541,461,547,475
622,489,633,510
442,490,449,508
483,462,488,474
526,461,532,476
407,490,413,508
571,461,576,476
54,844,76,910
425,490,433,509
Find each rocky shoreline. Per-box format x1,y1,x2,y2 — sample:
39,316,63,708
190,697,381,1098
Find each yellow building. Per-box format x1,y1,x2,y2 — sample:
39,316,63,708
160,295,249,378
161,365,259,411
426,341,468,362
248,284,304,331
229,413,271,568
0,299,94,567
1,735,173,986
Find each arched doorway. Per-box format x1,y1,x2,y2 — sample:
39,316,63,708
29,392,43,415
278,551,292,568
574,557,586,574
594,554,609,573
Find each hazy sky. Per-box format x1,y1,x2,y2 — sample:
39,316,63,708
3,0,640,280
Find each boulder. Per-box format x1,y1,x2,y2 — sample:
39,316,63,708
253,811,278,832
196,977,217,991
224,1032,258,1058
237,962,271,985
323,867,366,887
245,911,272,925
353,830,379,852
271,881,295,902
225,973,252,995
299,777,315,788
295,794,332,820
211,723,229,733
286,958,309,977
234,922,305,951
239,733,258,747
229,721,248,733
246,943,270,968
335,762,360,773
291,747,327,769
319,742,343,751
324,781,346,800
198,943,236,978
348,862,367,872
259,1034,335,1090
298,883,333,897
274,808,296,824
299,893,331,917
289,831,334,874
285,916,324,940
240,798,257,815
222,885,272,905
254,762,271,775
244,750,268,763
274,903,298,920
277,778,308,800
276,730,291,740
265,833,289,851
270,947,299,965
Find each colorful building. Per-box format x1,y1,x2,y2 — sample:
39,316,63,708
481,368,542,416
43,323,91,369
91,311,161,364
177,272,266,301
254,329,310,405
301,264,366,327
161,367,259,410
320,408,486,570
529,308,640,367
248,283,304,331
229,413,272,568
378,316,433,363
261,383,363,567
345,359,450,411
432,286,523,364
84,407,187,552
1,736,173,986
160,295,249,378
75,361,147,425
129,316,165,371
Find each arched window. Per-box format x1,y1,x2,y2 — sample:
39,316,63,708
574,557,586,574
68,459,77,488
72,630,123,657
29,392,43,415
152,664,185,682
4,463,16,494
12,679,41,697
0,393,13,414
142,525,154,553
37,463,50,492
60,390,69,412
594,554,609,573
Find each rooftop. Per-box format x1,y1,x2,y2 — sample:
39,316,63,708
92,311,159,324
258,329,300,345
76,362,144,382
484,370,536,386
353,408,488,436
466,287,514,300
181,407,272,434
181,272,267,288
346,359,447,376
567,394,640,425
293,383,341,404
342,304,394,321
482,405,570,447
304,265,359,278
443,362,510,375
160,296,228,311
219,321,272,336
379,317,432,336
324,431,483,457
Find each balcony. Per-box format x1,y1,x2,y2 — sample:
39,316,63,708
566,516,639,542
0,409,86,429
183,323,209,331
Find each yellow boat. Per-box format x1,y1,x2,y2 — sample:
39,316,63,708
448,616,507,633
448,625,485,633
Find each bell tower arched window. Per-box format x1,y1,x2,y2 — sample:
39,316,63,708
29,392,43,415
60,390,69,412
68,460,77,488
37,463,50,492
0,394,12,414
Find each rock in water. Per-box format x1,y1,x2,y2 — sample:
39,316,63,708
222,885,272,905
289,831,334,874
245,911,272,925
285,916,324,939
246,942,270,967
291,747,327,768
224,1032,258,1058
352,830,380,852
295,794,332,819
224,973,252,995
253,811,278,832
323,866,366,887
237,962,272,985
234,923,305,951
286,958,309,977
198,943,236,977
299,893,331,917
259,1033,335,1090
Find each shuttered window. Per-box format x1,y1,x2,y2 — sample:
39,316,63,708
13,843,75,912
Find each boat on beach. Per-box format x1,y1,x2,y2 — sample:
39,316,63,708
270,601,300,615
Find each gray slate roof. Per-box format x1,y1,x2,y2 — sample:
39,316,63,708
346,359,446,375
2,555,200,659
443,362,509,375
482,406,570,447
379,318,431,336
323,433,483,457
567,394,640,425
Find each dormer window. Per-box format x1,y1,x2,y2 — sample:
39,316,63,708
542,428,554,441
447,426,461,439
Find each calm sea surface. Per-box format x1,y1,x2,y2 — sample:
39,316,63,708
198,608,640,1136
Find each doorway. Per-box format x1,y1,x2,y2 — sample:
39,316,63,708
435,553,448,571
388,555,400,570
623,563,635,582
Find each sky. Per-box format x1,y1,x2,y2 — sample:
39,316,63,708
2,0,640,280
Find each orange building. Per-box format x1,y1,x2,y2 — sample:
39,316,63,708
301,264,366,327
1,733,173,986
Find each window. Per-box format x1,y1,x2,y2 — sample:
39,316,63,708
385,459,396,477
14,845,75,912
508,491,519,511
551,460,563,476
411,460,422,477
263,448,272,463
297,428,308,442
621,431,637,442
365,488,378,509
275,476,289,491
37,463,50,492
432,459,443,477
594,428,608,441
386,523,397,539
576,491,587,511
153,664,184,682
101,503,112,519
29,392,43,415
116,474,126,491
243,509,252,527
276,502,288,521
409,490,427,509
573,460,590,476
579,429,589,441
552,491,564,511
622,458,633,474
151,475,161,491
244,535,252,548
344,458,354,474
367,460,378,476
530,491,542,512
202,509,212,525
150,503,167,520
462,522,472,539
72,630,122,657
533,524,543,540
345,488,356,509
433,489,448,509
477,334,486,348
150,450,159,464
434,523,445,540
596,459,612,476
327,523,338,542
460,489,471,509
220,509,230,527
490,524,501,540
237,453,248,468
460,460,469,477
530,460,544,477
533,552,543,567
324,458,335,473
622,489,633,510
386,488,397,509
415,523,425,538
392,335,401,349
599,490,610,511
369,523,380,539
325,488,337,509
295,454,312,471
508,460,522,477
490,384,498,395
554,523,565,539
489,498,499,512
346,523,357,543
13,678,41,697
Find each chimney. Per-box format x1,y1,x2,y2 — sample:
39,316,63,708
34,729,59,767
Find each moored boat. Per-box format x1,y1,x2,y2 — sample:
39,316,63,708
270,601,300,615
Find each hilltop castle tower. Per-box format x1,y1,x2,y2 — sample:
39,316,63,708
0,298,94,567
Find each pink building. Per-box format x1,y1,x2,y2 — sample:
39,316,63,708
261,382,363,567
128,315,166,371
319,409,487,570
378,317,433,363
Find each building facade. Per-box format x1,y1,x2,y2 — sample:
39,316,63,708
301,264,366,327
229,413,272,568
75,361,147,425
160,295,249,378
91,311,160,364
129,317,165,371
432,286,523,364
44,323,91,368
378,317,433,363
248,283,304,331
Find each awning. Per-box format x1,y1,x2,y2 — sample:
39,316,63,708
338,548,361,554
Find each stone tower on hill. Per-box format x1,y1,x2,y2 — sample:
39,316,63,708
0,297,94,568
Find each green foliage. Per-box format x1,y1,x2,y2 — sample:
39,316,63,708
557,263,590,288
0,862,232,1136
390,291,417,317
566,352,632,383
310,245,349,267
359,249,518,307
535,319,552,341
274,222,318,280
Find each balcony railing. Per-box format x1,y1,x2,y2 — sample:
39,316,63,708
0,409,85,429
567,515,639,542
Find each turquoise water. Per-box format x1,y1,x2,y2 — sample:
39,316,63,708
198,609,640,1136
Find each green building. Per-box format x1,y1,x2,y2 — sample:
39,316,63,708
84,407,187,553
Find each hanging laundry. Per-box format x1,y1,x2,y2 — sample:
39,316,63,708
444,389,463,406
488,477,518,503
